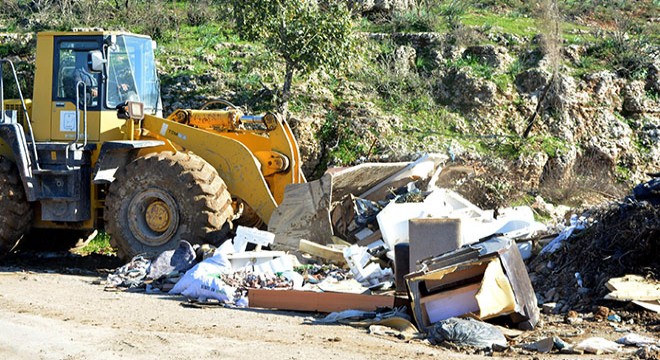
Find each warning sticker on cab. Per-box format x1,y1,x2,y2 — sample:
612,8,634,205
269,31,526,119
60,111,77,132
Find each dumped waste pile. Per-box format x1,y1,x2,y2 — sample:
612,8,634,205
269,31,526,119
100,155,660,357
530,178,660,311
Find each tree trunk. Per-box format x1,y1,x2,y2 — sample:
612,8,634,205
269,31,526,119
279,62,294,117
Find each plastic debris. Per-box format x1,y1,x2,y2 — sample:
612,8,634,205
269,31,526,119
573,337,622,354
106,255,151,288
553,336,569,350
353,197,382,226
147,240,196,281
314,307,409,325
616,333,659,347
539,214,586,255
427,317,508,349
169,253,232,295
608,314,622,323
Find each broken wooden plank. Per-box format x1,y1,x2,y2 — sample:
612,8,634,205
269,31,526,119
299,239,347,266
248,289,393,312
356,229,382,247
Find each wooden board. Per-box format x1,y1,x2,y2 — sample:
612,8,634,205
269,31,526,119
248,289,394,313
299,239,347,266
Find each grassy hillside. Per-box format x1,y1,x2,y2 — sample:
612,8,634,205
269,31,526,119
0,0,658,208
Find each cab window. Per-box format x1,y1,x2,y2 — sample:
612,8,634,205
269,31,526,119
53,39,101,108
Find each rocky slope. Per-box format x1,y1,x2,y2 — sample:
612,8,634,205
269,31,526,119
1,1,658,210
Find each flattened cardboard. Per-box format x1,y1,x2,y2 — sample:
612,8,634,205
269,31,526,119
269,174,333,251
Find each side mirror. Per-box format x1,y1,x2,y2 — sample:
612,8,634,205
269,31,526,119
89,50,105,72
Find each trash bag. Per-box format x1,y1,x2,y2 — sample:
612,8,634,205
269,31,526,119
427,317,507,349
147,240,196,281
180,274,235,303
354,197,382,226
633,177,660,205
169,252,232,295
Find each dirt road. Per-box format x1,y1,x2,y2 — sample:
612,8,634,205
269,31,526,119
0,262,477,360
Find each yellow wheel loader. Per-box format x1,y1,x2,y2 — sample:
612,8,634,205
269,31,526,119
0,30,304,260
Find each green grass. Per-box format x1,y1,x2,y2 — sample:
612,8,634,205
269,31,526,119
72,232,115,256
462,12,537,38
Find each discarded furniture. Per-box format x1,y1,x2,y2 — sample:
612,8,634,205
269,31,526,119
405,237,540,331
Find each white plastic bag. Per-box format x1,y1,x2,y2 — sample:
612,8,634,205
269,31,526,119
180,275,235,302
574,337,622,354
169,253,232,295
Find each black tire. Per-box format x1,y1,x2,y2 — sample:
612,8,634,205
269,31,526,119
105,151,233,261
0,156,33,257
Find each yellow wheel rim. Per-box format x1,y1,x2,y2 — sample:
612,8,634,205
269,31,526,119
145,200,172,233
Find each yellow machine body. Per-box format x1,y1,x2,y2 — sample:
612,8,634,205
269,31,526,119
0,30,304,236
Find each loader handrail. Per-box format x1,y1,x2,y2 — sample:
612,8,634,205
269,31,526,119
64,80,89,169
0,59,41,171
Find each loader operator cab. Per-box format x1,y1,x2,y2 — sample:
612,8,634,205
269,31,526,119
54,33,160,116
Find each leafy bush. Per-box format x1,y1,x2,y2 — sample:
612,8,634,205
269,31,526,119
587,20,654,79
390,9,438,32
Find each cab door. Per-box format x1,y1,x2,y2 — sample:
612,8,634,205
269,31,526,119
50,36,103,142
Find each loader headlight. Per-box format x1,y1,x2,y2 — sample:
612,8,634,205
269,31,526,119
116,101,145,121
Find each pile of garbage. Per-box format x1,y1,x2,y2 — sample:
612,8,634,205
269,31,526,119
529,175,660,311
103,154,660,355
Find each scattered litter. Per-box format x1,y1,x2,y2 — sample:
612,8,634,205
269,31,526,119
522,337,554,353
616,333,659,347
607,314,622,323
106,255,151,289
233,226,275,253
93,156,660,358
343,243,393,287
367,318,420,341
299,239,347,266
147,240,196,281
315,309,372,324
427,317,507,349
573,337,622,354
538,214,586,255
553,336,569,350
